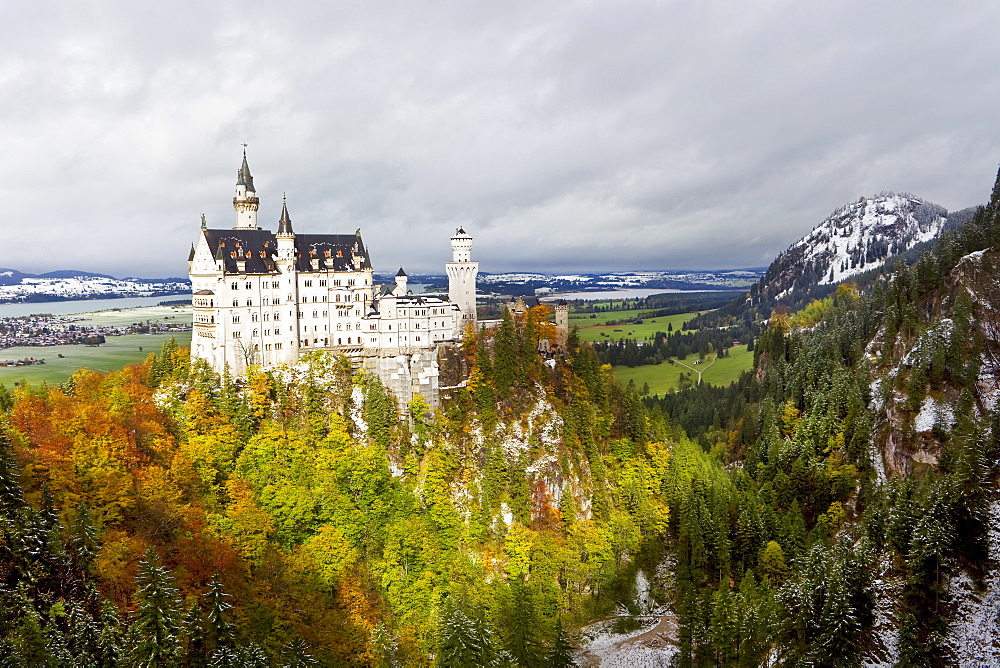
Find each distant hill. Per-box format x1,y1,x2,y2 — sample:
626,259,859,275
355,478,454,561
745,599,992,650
0,269,190,304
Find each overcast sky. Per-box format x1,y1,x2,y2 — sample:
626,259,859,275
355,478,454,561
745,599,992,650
3,1,1000,277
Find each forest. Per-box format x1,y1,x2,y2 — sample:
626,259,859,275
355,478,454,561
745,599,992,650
1,170,1000,664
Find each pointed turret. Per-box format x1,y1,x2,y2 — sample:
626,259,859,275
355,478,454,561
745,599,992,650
278,195,294,236
237,149,255,192
233,147,260,229
393,267,409,296
188,244,196,262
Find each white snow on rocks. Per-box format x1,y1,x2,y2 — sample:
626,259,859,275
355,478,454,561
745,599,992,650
945,500,1000,663
913,395,955,433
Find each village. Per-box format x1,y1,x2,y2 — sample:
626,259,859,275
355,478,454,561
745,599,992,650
0,313,190,351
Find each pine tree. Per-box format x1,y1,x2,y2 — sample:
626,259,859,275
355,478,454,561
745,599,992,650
203,574,235,653
131,551,184,666
547,618,577,667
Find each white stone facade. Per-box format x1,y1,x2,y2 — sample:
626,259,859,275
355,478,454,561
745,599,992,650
188,155,477,406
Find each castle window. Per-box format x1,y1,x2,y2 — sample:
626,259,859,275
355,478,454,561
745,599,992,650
338,338,342,345
233,331,241,338
231,282,238,290
251,313,258,322
312,296,318,303
312,311,318,318
323,311,327,317
245,282,251,289
247,300,253,307
336,324,342,331
298,311,303,318
334,280,341,286
253,329,258,337
274,312,280,321
415,336,420,342
273,281,280,289
335,294,341,303
264,313,270,321
355,294,361,302
322,295,327,302
263,297,269,306
232,315,240,323
348,279,356,286
320,280,327,287
275,343,282,350
346,324,351,331
304,280,312,287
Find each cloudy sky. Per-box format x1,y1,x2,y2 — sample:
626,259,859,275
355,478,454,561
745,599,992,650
3,1,1000,277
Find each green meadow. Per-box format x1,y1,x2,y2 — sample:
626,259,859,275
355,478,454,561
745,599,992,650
572,310,702,343
614,344,753,396
0,305,192,387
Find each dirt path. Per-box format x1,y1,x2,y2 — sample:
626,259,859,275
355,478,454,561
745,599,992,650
620,615,678,649
577,616,679,666
674,355,716,385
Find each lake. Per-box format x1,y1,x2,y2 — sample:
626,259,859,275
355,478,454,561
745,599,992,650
0,295,187,318
544,288,729,301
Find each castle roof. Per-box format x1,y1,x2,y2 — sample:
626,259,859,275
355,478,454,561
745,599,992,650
396,267,407,277
200,228,373,275
278,198,293,235
236,150,255,192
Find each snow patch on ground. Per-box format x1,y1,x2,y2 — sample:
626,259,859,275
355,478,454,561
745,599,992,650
913,395,955,433
576,617,676,667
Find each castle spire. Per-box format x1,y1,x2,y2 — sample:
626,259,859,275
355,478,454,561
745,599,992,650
237,147,255,193
233,146,260,229
278,194,294,236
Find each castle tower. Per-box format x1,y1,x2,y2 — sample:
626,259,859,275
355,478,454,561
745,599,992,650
275,197,299,364
554,300,570,349
233,148,260,229
393,267,409,296
445,227,479,327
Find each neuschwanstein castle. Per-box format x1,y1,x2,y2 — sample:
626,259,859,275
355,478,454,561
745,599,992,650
188,151,478,406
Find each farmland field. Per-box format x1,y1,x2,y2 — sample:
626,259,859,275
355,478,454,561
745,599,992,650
0,305,191,386
572,310,701,342
613,344,753,396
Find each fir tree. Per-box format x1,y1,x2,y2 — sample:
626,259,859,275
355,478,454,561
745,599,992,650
131,551,184,666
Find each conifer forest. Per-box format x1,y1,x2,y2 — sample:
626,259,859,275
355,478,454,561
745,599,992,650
5,167,1000,665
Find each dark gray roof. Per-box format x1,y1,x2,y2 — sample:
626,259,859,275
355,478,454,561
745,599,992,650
201,228,373,275
188,244,195,262
278,200,293,235
396,267,407,277
237,152,255,192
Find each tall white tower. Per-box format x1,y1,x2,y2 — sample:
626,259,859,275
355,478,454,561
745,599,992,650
233,149,260,229
446,227,479,328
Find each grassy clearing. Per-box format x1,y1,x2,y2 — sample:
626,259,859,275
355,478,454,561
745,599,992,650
614,344,753,396
574,311,701,343
0,305,192,387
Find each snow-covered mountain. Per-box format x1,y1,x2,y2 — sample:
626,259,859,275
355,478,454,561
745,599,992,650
0,268,190,303
756,193,971,305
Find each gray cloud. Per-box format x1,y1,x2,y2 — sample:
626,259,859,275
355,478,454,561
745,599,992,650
2,0,1000,276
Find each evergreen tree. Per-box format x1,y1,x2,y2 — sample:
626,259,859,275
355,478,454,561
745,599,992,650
548,618,577,667
131,551,184,666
